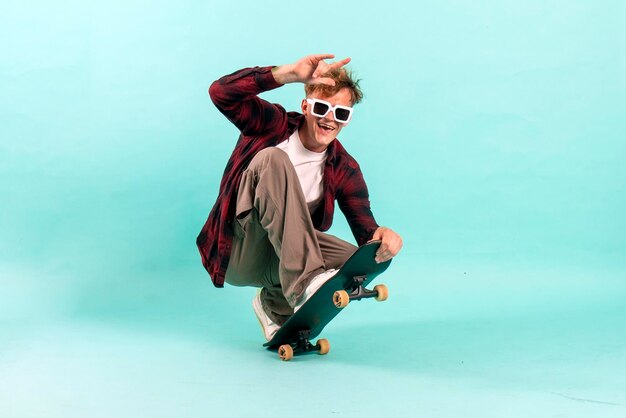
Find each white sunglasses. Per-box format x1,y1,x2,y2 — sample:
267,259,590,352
306,98,353,124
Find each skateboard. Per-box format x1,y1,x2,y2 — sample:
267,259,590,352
264,240,392,361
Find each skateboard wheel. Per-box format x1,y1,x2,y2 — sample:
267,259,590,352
333,290,350,308
374,284,388,301
278,344,294,361
317,339,330,355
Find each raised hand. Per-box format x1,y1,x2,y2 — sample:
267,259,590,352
272,54,351,86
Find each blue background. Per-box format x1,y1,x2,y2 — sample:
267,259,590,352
1,1,625,417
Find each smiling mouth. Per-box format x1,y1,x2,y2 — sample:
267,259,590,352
318,122,336,133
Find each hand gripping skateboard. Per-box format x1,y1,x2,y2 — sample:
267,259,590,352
264,240,392,361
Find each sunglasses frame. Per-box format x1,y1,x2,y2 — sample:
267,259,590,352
306,98,353,124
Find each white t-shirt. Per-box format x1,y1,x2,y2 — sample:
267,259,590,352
274,129,327,214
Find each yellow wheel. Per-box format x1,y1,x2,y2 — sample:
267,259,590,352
374,284,388,301
333,290,350,308
278,344,294,361
317,339,330,355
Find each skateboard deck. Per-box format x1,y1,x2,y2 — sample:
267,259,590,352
264,240,392,360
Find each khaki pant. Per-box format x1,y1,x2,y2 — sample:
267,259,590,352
225,148,357,325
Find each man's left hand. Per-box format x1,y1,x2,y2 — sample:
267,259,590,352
368,226,403,263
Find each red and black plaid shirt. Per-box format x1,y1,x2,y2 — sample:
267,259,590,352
197,66,379,287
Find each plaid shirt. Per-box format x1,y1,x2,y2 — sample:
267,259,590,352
197,66,379,287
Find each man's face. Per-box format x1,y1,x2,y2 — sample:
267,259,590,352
299,88,353,153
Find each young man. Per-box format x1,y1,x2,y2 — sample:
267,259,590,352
197,54,403,340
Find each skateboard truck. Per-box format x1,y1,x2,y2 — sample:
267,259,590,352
277,330,330,361
333,275,389,308
348,275,379,300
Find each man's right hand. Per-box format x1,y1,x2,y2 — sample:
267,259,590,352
272,54,351,86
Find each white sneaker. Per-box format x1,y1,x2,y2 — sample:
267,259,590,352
294,269,339,312
252,290,280,341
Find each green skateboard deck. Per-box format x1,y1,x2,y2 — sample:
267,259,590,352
264,240,392,361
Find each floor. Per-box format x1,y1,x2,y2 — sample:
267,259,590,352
2,255,625,417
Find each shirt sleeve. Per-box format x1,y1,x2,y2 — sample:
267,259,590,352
208,66,286,136
336,162,380,246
